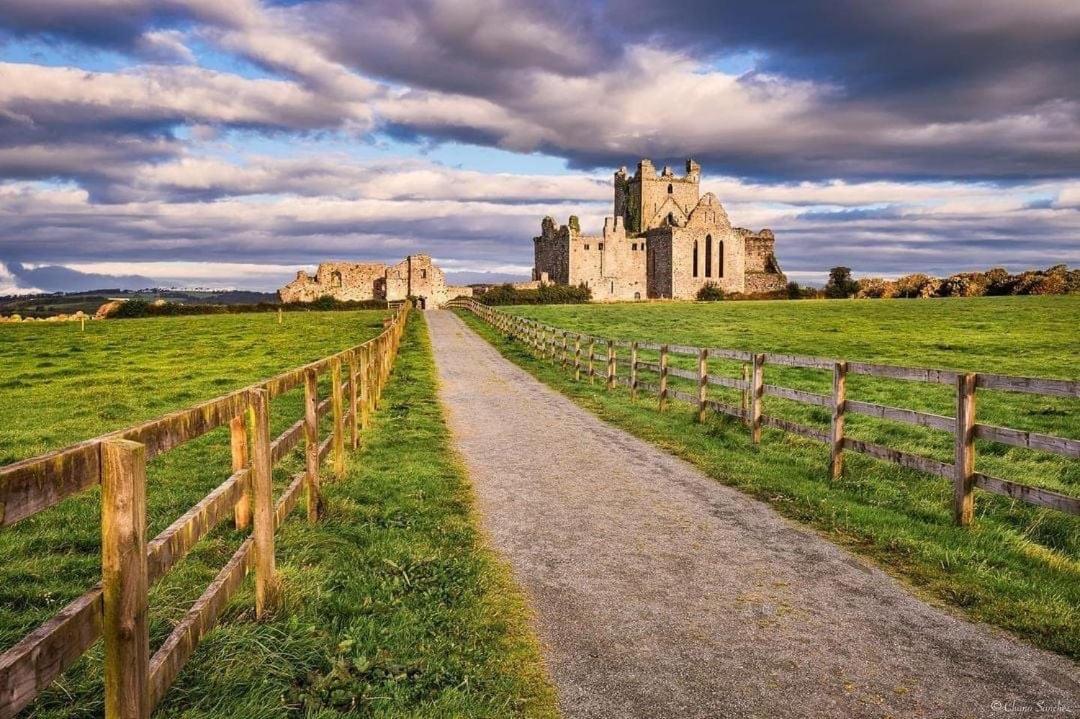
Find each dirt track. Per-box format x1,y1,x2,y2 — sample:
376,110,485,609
426,309,1078,719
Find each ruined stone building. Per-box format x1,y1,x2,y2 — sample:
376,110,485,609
278,254,472,309
533,159,786,301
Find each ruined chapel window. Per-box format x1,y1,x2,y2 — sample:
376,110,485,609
584,244,590,250
718,241,724,278
667,212,675,226
632,243,637,251
667,183,673,194
331,270,343,288
705,234,713,277
692,240,699,278
421,269,427,279
599,243,604,250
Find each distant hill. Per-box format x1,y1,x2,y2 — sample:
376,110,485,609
0,289,279,318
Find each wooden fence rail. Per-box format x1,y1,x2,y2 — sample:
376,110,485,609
447,299,1079,522
0,303,411,719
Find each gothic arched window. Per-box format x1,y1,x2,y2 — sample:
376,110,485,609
718,241,724,277
667,183,673,194
705,234,713,277
692,240,699,278
668,212,675,226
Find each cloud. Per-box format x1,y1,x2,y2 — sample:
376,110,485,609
0,260,154,292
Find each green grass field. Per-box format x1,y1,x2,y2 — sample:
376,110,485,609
458,295,1080,658
0,312,556,717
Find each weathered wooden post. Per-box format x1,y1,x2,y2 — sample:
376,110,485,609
303,369,321,522
741,364,750,427
101,438,150,719
588,339,596,382
331,357,345,478
829,361,847,479
348,349,359,450
658,345,669,411
360,344,371,430
630,341,639,400
750,353,764,444
954,373,977,526
574,336,582,381
229,416,250,529
562,333,569,366
607,340,615,390
697,348,708,423
247,388,278,617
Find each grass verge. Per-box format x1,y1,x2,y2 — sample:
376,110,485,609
455,307,1080,660
22,314,558,718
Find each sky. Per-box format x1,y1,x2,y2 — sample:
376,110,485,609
0,0,1078,294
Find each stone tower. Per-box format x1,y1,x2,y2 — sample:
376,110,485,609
615,159,701,234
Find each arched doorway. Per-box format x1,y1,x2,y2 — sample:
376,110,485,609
417,296,427,310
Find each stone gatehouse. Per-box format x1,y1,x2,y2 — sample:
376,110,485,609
533,159,787,301
278,254,472,309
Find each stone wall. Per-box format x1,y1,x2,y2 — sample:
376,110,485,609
278,254,464,308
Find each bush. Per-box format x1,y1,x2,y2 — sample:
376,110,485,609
696,282,724,301
110,297,387,319
477,283,591,306
855,277,898,299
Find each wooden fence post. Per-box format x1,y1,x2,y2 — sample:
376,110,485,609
607,340,615,390
658,345,669,411
230,416,250,530
698,348,708,423
247,388,278,618
360,344,371,430
574,336,581,381
563,333,569,366
630,341,638,400
829,361,847,479
303,369,321,523
954,373,977,526
741,364,750,427
348,349,359,450
331,357,345,478
750,353,764,444
588,339,595,382
101,439,150,719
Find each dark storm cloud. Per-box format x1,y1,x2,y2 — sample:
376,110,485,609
2,260,154,292
303,0,620,97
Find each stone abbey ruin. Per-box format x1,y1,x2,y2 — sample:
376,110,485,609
533,159,787,301
278,254,472,309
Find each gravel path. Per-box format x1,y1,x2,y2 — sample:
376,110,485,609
425,310,1078,719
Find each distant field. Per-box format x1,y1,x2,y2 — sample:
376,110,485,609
506,295,1079,378
0,310,388,462
0,310,387,656
461,295,1080,657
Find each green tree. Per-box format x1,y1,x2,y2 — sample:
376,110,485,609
824,267,858,298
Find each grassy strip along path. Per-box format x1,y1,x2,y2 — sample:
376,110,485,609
455,309,1080,661
27,313,557,718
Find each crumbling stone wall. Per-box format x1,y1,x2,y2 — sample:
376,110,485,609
278,254,466,308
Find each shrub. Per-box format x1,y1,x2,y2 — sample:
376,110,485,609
855,277,898,299
696,282,724,301
477,283,591,306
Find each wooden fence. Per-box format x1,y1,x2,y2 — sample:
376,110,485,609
0,303,410,719
449,298,1079,523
